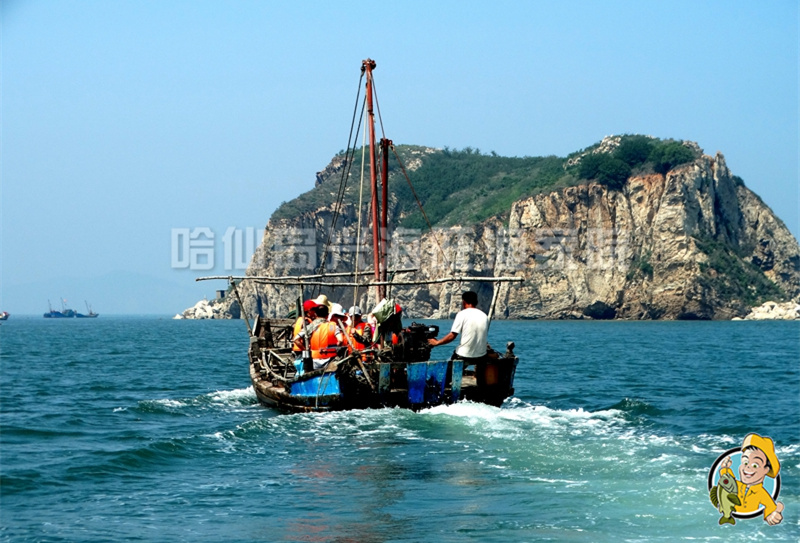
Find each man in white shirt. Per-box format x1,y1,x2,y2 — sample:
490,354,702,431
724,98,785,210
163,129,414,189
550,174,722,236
428,291,488,359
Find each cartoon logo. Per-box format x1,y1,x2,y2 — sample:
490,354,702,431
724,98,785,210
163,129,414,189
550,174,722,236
708,433,784,526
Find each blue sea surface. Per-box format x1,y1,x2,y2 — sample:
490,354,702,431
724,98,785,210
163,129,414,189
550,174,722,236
1,317,798,542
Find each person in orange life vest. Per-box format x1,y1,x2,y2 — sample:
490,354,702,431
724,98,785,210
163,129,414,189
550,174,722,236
328,304,349,346
718,433,784,525
292,301,330,362
345,306,373,353
306,304,344,370
329,303,347,324
292,300,318,360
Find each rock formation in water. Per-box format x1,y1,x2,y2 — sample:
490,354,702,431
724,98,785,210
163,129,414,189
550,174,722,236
174,297,239,320
735,301,800,321
183,138,800,320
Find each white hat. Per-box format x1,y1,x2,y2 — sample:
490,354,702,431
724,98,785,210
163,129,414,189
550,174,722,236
329,303,346,318
348,305,362,315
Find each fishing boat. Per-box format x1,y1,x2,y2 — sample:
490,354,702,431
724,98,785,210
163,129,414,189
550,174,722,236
44,300,74,318
200,59,520,413
78,301,99,318
44,299,99,318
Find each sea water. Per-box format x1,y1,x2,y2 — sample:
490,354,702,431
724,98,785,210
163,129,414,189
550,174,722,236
1,317,798,542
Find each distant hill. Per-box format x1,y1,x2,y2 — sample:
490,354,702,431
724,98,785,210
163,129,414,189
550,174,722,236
189,135,800,320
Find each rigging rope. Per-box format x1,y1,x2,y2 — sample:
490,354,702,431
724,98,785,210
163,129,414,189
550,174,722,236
372,75,387,140
371,77,452,275
314,71,366,296
353,101,368,305
315,64,453,300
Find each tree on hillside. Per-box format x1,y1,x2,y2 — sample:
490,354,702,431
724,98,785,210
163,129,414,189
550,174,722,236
597,158,632,189
614,136,654,168
578,153,631,189
649,141,696,174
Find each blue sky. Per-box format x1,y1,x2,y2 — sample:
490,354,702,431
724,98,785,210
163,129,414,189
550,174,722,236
2,0,798,314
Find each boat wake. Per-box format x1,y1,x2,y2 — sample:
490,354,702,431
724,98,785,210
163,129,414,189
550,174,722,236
136,388,258,414
132,391,800,478
215,396,660,456
602,397,664,417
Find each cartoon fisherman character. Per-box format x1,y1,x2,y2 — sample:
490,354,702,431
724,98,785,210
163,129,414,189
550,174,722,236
712,433,784,526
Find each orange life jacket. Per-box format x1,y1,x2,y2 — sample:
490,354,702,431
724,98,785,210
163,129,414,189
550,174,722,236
346,322,372,352
292,316,309,352
310,322,341,359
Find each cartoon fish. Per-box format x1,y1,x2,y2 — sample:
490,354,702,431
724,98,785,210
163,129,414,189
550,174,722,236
710,471,742,525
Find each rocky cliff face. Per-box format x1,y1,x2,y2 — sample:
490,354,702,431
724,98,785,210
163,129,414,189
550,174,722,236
499,152,799,319
192,145,800,320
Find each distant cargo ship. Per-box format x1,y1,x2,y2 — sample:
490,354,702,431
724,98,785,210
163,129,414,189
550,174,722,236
43,300,99,318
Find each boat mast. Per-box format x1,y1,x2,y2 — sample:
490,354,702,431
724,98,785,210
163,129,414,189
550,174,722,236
363,58,385,301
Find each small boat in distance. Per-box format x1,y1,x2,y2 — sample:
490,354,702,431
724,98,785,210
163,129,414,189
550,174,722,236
44,300,74,318
0,311,9,321
80,301,99,318
44,299,99,318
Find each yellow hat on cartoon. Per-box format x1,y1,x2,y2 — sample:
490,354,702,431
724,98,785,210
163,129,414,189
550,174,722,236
741,433,780,478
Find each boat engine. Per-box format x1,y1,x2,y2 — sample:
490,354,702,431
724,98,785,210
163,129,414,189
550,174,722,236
391,322,439,362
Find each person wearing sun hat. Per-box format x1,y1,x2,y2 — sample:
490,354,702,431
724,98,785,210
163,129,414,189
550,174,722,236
328,303,346,321
311,294,332,311
718,433,784,525
291,298,342,371
344,305,373,353
291,300,319,359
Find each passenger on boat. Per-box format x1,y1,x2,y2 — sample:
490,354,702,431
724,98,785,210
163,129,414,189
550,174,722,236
328,304,348,337
307,304,345,371
329,303,346,323
427,291,488,361
345,306,373,352
379,303,404,344
311,294,332,312
292,300,318,360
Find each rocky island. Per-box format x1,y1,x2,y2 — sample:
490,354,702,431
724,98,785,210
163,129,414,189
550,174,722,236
179,135,800,321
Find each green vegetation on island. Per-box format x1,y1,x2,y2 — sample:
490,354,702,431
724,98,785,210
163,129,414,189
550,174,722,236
391,148,569,228
571,135,700,189
272,135,705,229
